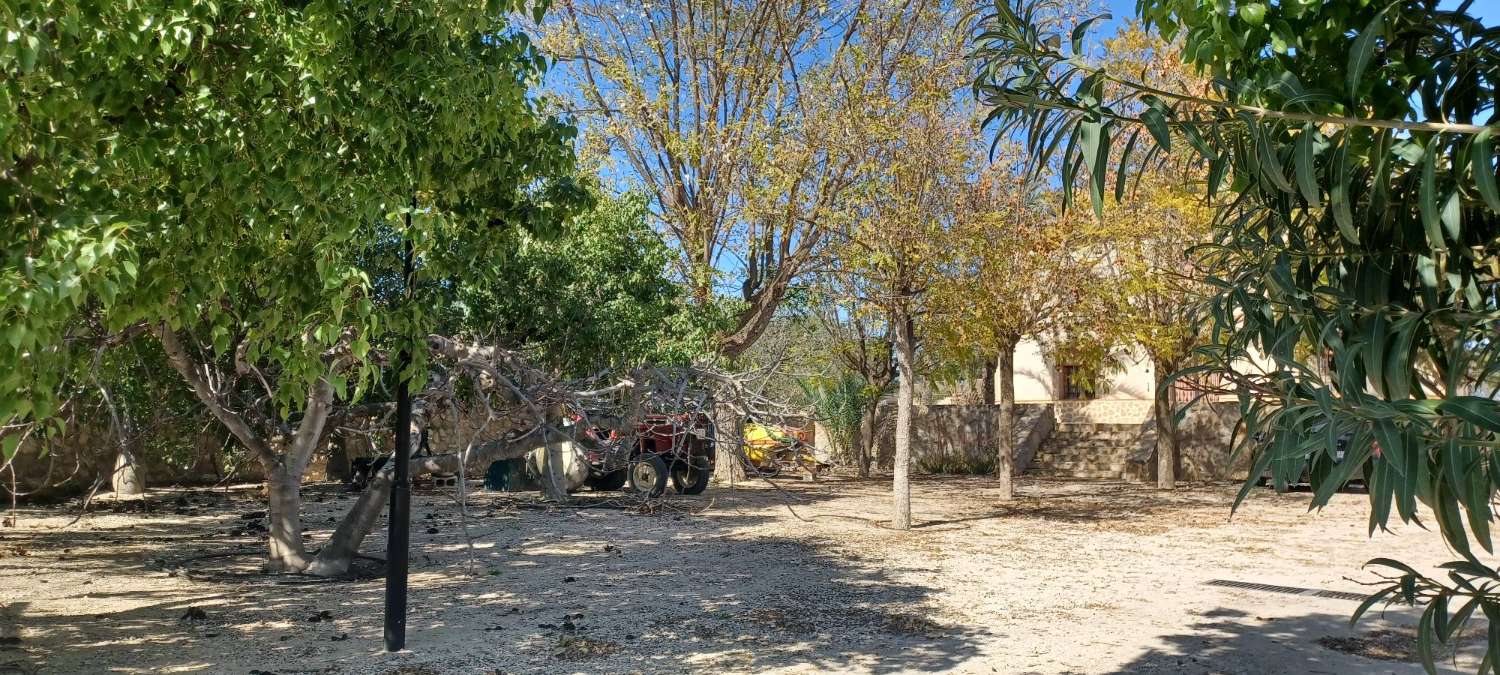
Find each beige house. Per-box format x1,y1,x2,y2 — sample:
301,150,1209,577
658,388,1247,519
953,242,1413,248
1006,337,1159,426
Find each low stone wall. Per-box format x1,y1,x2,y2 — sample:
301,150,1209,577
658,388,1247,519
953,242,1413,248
1053,399,1153,425
1125,400,1246,482
1178,402,1249,481
869,403,1052,474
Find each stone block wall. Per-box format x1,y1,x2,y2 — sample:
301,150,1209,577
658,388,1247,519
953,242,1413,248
1054,399,1154,425
867,403,1052,473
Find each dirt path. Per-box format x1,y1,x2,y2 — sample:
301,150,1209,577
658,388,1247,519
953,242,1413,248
0,476,1483,674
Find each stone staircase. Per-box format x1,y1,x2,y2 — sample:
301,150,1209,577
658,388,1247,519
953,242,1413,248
1026,423,1142,480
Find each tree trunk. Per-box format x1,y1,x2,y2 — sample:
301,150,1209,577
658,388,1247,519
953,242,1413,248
1153,360,1177,490
264,462,313,572
994,338,1017,500
536,438,575,502
981,356,998,405
305,468,392,576
326,436,351,483
307,429,552,576
857,404,876,479
711,402,747,485
189,430,221,481
892,315,915,530
111,448,145,497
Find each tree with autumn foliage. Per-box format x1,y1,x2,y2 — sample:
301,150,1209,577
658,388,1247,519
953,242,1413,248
1091,169,1215,488
836,4,974,529
540,0,958,482
927,163,1100,499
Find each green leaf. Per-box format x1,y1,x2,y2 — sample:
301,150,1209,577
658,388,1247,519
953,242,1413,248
1471,129,1500,213
3,324,23,350
1330,140,1358,243
1080,119,1107,218
1293,125,1321,207
1440,190,1462,242
1420,139,1444,250
1116,128,1141,201
1070,14,1110,53
1350,585,1396,627
1141,104,1172,153
1441,397,1500,432
1418,602,1438,674
1256,127,1295,193
1347,5,1390,98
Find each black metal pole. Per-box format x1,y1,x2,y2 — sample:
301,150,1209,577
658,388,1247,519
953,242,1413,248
384,207,415,652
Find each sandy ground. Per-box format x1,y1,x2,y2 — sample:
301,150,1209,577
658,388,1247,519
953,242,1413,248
0,475,1487,674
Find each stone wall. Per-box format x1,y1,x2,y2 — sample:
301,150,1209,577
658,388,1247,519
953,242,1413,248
868,403,1052,474
1053,399,1154,425
5,421,258,502
1124,400,1246,482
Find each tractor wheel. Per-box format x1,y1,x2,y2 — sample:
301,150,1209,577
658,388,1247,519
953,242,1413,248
627,455,669,497
586,469,627,492
671,457,711,495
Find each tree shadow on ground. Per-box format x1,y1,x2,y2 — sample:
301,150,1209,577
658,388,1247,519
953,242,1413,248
1108,606,1483,675
911,478,1238,529
1,482,989,674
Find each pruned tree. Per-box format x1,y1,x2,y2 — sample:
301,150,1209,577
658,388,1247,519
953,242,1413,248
540,0,954,483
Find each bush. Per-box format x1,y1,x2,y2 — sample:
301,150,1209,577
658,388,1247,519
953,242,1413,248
915,453,996,475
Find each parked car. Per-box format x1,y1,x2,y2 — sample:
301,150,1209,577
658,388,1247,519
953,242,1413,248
1248,428,1359,492
579,413,716,496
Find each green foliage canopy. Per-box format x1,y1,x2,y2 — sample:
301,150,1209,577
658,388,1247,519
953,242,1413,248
2,0,586,456
442,189,721,375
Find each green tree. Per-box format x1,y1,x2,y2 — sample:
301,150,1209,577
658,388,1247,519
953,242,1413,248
976,0,1500,668
2,0,585,574
444,189,717,375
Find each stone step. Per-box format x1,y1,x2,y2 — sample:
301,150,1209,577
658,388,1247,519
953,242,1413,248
1055,423,1143,433
1033,462,1127,472
1044,435,1134,447
1033,453,1129,461
1040,440,1134,448
1037,446,1134,455
1025,468,1126,479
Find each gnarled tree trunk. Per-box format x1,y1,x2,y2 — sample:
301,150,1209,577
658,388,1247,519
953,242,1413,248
111,448,145,497
711,402,746,485
306,432,553,576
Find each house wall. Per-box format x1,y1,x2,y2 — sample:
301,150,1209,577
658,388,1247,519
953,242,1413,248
1009,337,1156,410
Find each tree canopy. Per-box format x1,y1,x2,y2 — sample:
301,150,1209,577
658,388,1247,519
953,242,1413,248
2,0,585,459
975,0,1500,669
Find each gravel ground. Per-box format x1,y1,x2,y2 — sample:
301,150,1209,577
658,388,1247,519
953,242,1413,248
0,474,1485,674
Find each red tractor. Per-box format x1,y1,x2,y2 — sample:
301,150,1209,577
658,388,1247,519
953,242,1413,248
579,413,715,496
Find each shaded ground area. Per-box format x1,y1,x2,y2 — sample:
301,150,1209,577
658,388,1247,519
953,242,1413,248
0,475,1485,673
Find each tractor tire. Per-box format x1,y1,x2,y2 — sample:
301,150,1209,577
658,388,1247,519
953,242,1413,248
671,457,711,495
627,455,669,497
586,469,628,492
